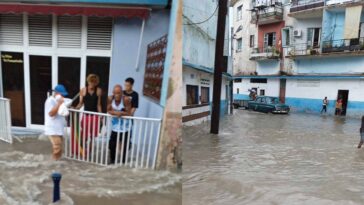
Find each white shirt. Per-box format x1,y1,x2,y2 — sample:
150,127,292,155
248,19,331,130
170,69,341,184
44,96,66,136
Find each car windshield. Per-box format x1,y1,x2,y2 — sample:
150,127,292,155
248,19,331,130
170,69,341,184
267,97,279,104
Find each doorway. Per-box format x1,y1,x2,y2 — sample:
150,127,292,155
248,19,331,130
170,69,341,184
1,52,26,126
337,90,349,116
29,55,52,125
86,56,110,113
58,57,81,107
279,79,286,103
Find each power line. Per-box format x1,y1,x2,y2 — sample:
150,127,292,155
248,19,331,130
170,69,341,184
183,4,219,26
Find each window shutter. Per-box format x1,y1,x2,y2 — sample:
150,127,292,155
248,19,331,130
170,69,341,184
28,15,52,47
87,17,113,50
0,14,23,45
57,16,82,48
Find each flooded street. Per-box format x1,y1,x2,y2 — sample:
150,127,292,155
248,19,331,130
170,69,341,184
183,110,364,205
0,137,181,205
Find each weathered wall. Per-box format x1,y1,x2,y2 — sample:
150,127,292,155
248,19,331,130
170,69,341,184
232,0,257,75
110,10,170,120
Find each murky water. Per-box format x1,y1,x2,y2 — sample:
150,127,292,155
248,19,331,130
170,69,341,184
183,110,364,205
0,136,181,205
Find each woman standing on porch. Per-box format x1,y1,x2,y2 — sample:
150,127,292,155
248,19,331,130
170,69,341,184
72,74,103,158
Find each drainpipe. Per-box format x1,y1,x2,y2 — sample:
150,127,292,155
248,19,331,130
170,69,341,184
135,19,145,71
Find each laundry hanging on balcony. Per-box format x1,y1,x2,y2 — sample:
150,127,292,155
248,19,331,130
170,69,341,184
343,6,362,39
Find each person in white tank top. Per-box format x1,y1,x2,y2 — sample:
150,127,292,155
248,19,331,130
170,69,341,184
107,84,132,164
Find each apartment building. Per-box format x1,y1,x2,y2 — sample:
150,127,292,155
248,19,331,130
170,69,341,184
233,0,364,117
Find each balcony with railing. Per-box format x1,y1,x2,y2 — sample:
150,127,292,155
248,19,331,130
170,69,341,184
284,43,321,58
326,0,364,6
322,38,364,54
250,2,283,25
289,0,324,15
250,46,281,60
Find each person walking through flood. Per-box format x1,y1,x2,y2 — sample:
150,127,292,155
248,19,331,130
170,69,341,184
72,74,103,157
335,98,343,116
107,84,132,164
321,97,328,114
357,116,364,148
44,84,69,160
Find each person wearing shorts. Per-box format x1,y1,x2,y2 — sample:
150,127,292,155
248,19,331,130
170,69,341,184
44,85,69,160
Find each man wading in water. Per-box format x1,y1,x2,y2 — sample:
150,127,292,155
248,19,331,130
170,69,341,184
44,85,69,160
321,97,328,114
107,85,132,164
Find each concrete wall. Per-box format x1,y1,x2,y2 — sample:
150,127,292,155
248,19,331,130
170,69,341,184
183,0,217,69
285,79,364,117
234,78,364,118
232,0,257,75
183,67,228,106
110,10,170,119
293,56,364,74
233,78,280,99
182,66,229,125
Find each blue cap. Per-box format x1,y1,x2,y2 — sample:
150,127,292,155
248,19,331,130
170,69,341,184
54,84,68,97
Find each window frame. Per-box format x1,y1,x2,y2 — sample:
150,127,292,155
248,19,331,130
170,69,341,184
186,84,199,106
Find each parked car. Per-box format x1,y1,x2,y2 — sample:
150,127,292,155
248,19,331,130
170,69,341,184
247,96,290,114
233,99,249,109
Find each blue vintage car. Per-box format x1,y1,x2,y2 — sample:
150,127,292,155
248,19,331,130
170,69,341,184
247,96,290,114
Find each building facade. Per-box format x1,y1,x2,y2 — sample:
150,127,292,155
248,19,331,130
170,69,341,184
182,0,233,126
0,0,174,129
232,0,364,117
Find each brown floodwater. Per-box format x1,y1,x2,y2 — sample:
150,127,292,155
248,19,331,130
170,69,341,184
0,136,181,205
183,110,364,205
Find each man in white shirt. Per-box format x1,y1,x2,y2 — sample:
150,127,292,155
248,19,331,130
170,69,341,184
44,84,69,160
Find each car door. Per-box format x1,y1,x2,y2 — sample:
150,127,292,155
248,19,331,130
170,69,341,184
251,98,260,110
259,97,266,112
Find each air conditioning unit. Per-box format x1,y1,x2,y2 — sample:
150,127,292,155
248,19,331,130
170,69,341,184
293,29,302,37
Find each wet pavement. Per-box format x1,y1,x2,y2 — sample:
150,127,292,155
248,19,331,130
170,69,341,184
183,110,364,205
0,136,181,205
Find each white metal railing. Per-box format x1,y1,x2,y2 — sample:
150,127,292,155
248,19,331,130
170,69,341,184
326,0,356,5
0,98,12,144
64,109,162,169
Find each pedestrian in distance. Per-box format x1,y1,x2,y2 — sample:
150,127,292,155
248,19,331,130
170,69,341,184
335,98,343,116
357,116,364,148
321,97,328,114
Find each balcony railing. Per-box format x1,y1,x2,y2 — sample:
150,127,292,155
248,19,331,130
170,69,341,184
284,43,320,57
326,0,362,6
250,46,280,60
250,5,283,25
322,38,364,53
290,0,324,13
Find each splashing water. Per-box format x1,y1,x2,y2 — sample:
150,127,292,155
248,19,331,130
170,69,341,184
183,110,364,205
0,138,181,205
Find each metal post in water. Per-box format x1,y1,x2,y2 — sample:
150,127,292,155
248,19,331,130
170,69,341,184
52,172,62,202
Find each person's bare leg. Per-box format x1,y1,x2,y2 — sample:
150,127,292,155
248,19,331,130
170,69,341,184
50,135,63,160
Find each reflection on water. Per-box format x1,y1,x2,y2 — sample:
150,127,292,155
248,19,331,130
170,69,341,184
183,110,363,205
0,137,181,205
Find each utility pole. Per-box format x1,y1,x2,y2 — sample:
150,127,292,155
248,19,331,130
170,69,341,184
210,0,228,134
